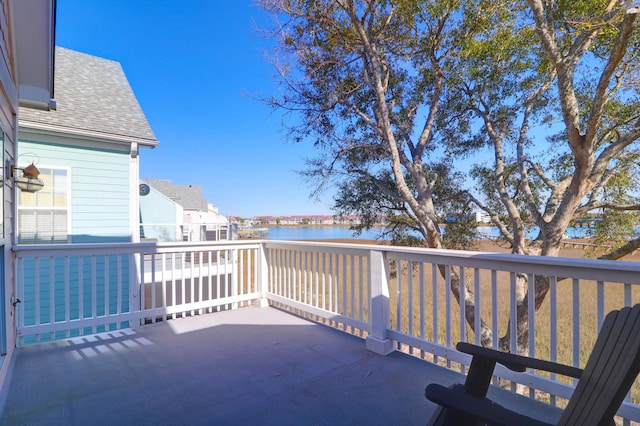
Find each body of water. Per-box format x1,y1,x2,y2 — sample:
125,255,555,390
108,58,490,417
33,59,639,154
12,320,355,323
266,226,383,241
263,225,596,241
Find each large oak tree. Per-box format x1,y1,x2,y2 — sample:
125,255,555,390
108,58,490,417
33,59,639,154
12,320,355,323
260,0,640,354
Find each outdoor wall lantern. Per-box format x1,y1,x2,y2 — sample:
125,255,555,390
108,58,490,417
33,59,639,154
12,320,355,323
11,163,44,193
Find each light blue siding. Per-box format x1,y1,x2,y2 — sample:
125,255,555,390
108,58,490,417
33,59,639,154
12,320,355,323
20,255,131,344
140,187,181,242
19,139,132,243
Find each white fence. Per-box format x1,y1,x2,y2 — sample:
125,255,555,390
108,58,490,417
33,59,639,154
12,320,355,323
262,241,640,423
14,240,640,422
15,241,260,344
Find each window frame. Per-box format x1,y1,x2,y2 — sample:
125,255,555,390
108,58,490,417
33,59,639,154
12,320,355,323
16,165,71,244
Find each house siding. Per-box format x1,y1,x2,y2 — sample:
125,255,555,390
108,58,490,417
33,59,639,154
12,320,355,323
20,255,131,344
0,0,17,396
139,186,183,242
18,138,133,243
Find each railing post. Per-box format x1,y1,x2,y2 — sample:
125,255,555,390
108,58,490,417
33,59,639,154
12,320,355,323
231,248,238,310
254,242,269,308
131,252,142,324
366,249,394,355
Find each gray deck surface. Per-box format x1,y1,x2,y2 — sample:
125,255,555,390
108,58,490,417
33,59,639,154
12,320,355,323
1,306,561,425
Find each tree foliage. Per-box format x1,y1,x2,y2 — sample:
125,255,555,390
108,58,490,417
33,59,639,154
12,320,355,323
260,0,640,354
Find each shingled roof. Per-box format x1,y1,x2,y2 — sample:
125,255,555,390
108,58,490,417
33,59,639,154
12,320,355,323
142,179,209,211
19,47,158,147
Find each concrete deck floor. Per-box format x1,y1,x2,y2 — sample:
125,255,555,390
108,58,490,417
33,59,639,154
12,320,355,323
1,306,561,425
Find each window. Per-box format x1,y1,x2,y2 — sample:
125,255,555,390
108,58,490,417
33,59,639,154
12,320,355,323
17,167,69,244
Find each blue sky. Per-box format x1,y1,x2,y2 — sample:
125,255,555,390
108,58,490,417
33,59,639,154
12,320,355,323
56,0,333,218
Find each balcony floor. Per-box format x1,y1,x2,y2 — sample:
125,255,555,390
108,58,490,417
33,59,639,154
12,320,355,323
1,306,561,425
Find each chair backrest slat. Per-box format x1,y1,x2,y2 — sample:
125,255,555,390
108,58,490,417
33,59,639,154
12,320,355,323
559,304,640,426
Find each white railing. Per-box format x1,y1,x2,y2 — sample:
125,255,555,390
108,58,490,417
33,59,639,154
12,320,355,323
13,239,640,422
14,240,260,345
262,241,640,423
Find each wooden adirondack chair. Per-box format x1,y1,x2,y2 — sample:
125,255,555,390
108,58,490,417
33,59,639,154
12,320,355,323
424,304,640,426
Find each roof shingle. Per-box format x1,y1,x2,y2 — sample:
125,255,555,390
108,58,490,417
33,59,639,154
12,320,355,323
19,47,158,146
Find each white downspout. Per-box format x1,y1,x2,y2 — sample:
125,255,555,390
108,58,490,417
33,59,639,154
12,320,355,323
130,143,139,243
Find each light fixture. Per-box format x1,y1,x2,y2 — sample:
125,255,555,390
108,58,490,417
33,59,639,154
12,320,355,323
11,163,44,193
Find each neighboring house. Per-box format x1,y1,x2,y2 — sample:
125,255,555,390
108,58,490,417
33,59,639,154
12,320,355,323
140,179,230,242
472,211,491,224
17,47,158,244
137,181,183,242
14,47,157,345
0,0,56,400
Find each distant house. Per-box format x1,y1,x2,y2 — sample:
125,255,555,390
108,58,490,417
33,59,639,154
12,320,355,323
140,179,230,242
17,47,158,244
472,211,492,224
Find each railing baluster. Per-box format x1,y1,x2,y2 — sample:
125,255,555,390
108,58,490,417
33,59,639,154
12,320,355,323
216,250,220,311
528,272,535,398
572,278,580,376
151,253,156,320
528,273,535,360
303,251,308,305
49,256,54,340
350,255,355,319
64,256,70,337
17,257,24,346
459,266,466,344
491,270,498,350
91,255,97,334
509,272,517,355
171,252,176,317
550,275,557,407
420,262,425,356
342,255,347,316
322,252,327,310
231,249,238,310
315,252,320,309
396,256,402,336
445,265,452,358
474,268,480,346
189,250,195,315
78,255,83,325
34,257,40,340
181,252,186,312
328,253,335,312
117,255,122,318
359,255,364,322
432,263,438,353
104,255,110,325
408,260,414,342
198,251,203,314
160,253,166,318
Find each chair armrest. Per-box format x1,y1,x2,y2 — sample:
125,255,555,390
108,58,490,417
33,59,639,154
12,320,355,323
457,342,583,379
425,383,553,426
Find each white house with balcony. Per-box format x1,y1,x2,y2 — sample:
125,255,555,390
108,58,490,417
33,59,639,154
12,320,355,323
140,178,230,242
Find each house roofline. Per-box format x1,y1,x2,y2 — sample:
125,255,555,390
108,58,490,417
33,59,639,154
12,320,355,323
19,119,159,148
13,0,57,110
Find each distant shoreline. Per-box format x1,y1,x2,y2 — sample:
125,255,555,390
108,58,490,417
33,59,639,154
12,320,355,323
260,223,386,227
